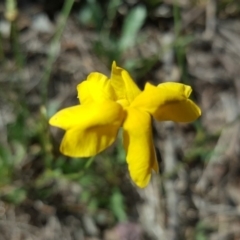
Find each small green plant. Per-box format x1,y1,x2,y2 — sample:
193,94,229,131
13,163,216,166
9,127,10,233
78,0,147,64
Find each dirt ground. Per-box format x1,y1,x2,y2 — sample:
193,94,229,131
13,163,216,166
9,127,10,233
1,0,240,239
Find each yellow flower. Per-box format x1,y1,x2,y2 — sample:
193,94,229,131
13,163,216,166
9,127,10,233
49,62,201,188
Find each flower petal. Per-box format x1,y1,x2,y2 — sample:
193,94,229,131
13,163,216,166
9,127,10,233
123,107,158,188
50,101,124,157
77,72,116,103
131,82,201,122
60,124,119,157
77,81,93,104
111,61,141,105
49,105,85,130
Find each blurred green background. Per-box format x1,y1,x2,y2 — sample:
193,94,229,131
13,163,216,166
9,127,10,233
1,0,240,239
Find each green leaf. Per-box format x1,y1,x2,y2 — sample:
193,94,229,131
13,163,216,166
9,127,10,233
78,4,94,26
78,0,103,30
110,188,127,222
3,187,26,205
12,141,26,167
119,5,147,51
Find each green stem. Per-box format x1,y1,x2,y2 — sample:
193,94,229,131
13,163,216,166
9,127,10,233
173,0,181,37
0,32,4,62
84,157,95,169
41,0,75,106
10,21,25,68
41,0,75,169
64,157,95,181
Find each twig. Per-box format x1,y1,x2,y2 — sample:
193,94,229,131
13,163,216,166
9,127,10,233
137,175,167,240
193,196,240,217
196,94,240,193
163,122,180,240
204,0,217,40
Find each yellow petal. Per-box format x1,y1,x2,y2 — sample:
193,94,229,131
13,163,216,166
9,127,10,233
50,101,124,157
77,72,116,103
111,61,141,105
49,105,84,130
123,107,158,188
77,80,93,104
131,82,201,123
61,124,119,157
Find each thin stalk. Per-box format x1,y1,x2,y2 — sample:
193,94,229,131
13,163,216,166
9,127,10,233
6,0,24,67
84,157,95,169
173,0,181,37
64,157,95,181
163,123,180,240
41,0,74,169
10,21,25,68
0,33,4,62
41,0,75,107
